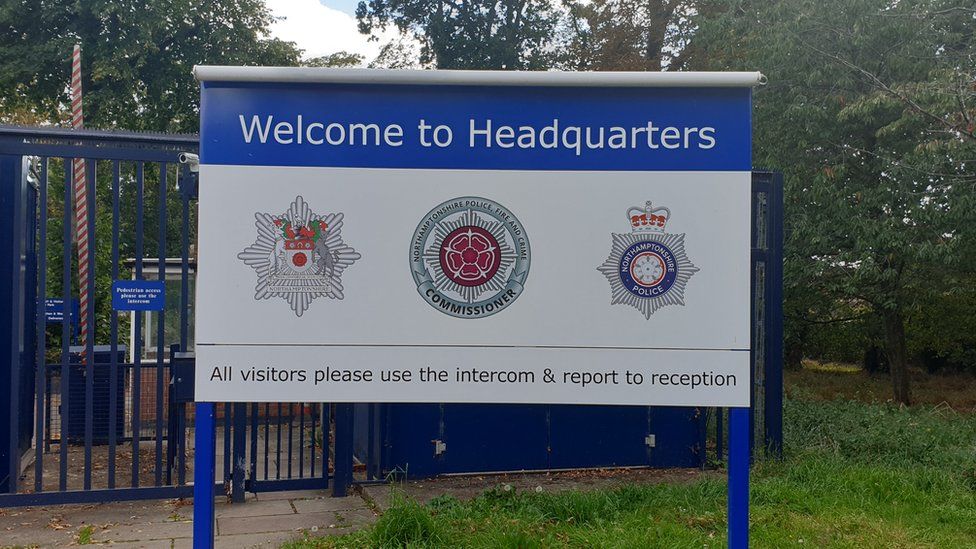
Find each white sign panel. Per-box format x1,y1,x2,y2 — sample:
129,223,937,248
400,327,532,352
194,68,758,407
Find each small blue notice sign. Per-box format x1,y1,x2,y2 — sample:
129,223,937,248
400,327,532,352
45,298,79,323
112,280,165,311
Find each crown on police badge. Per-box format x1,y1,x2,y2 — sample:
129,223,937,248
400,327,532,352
627,201,671,233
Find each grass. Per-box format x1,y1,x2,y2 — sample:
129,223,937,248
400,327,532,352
789,360,976,412
284,370,976,548
76,524,95,545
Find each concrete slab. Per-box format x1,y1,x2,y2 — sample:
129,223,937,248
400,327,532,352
215,499,296,518
94,520,193,542
100,539,175,549
291,496,366,514
212,531,304,548
217,508,375,537
254,489,328,501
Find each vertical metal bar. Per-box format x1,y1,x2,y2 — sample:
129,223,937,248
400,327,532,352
332,404,353,497
286,405,294,479
34,158,48,492
3,154,26,495
715,408,724,462
765,173,784,457
308,403,315,479
45,373,52,453
177,402,186,485
728,407,750,549
275,403,282,479
249,403,258,485
109,161,120,489
366,404,375,480
179,170,190,352
263,403,269,480
749,177,760,460
59,159,71,492
223,404,231,486
298,404,305,478
321,403,330,488
192,402,216,549
232,402,246,503
83,160,95,491
132,162,144,487
155,164,166,486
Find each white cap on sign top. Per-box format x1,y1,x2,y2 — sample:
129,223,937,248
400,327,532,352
193,66,766,88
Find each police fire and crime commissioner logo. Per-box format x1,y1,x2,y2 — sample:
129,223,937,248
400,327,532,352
411,197,530,318
238,195,361,317
598,201,698,319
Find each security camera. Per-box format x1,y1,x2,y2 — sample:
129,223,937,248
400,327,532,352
178,152,200,173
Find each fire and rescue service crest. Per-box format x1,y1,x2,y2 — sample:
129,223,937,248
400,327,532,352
238,196,361,317
597,201,698,319
411,197,530,318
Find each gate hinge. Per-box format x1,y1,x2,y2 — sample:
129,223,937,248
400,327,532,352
432,439,447,456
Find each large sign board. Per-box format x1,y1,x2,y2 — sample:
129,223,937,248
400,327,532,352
194,68,759,407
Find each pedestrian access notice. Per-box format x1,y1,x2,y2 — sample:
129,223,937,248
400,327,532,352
193,67,760,407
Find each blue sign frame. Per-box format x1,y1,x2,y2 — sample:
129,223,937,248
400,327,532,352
192,67,762,549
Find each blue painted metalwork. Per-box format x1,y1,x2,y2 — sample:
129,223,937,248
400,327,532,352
232,403,246,503
155,165,167,488
0,154,31,494
109,160,120,489
59,161,71,492
84,159,96,491
193,402,216,549
1,125,781,518
34,158,48,492
728,407,750,548
0,485,198,507
332,404,354,497
133,161,144,487
765,173,785,457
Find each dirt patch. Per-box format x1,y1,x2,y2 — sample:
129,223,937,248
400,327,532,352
787,361,976,412
361,467,712,511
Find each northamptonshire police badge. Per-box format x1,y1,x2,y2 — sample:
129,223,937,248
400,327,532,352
597,201,698,319
411,197,530,318
238,195,361,317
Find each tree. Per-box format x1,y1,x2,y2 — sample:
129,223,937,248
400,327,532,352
1,1,303,351
560,0,697,71
691,0,976,404
369,34,426,69
0,0,301,133
356,0,560,69
305,52,365,68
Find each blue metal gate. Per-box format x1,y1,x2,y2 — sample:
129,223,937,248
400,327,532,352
0,126,340,507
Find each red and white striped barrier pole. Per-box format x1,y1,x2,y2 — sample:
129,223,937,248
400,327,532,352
70,44,91,346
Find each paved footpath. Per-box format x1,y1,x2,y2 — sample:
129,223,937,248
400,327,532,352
0,490,376,548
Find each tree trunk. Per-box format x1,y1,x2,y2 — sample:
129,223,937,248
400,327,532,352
785,343,803,370
882,308,911,405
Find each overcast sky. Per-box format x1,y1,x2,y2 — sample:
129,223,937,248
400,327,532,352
265,0,395,63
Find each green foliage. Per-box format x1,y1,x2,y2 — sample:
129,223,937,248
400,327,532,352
289,394,976,548
0,0,301,132
76,524,95,545
356,0,560,69
906,281,976,370
559,1,698,71
304,52,365,68
689,0,976,391
369,491,446,547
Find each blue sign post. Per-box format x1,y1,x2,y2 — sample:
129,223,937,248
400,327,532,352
193,68,762,548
